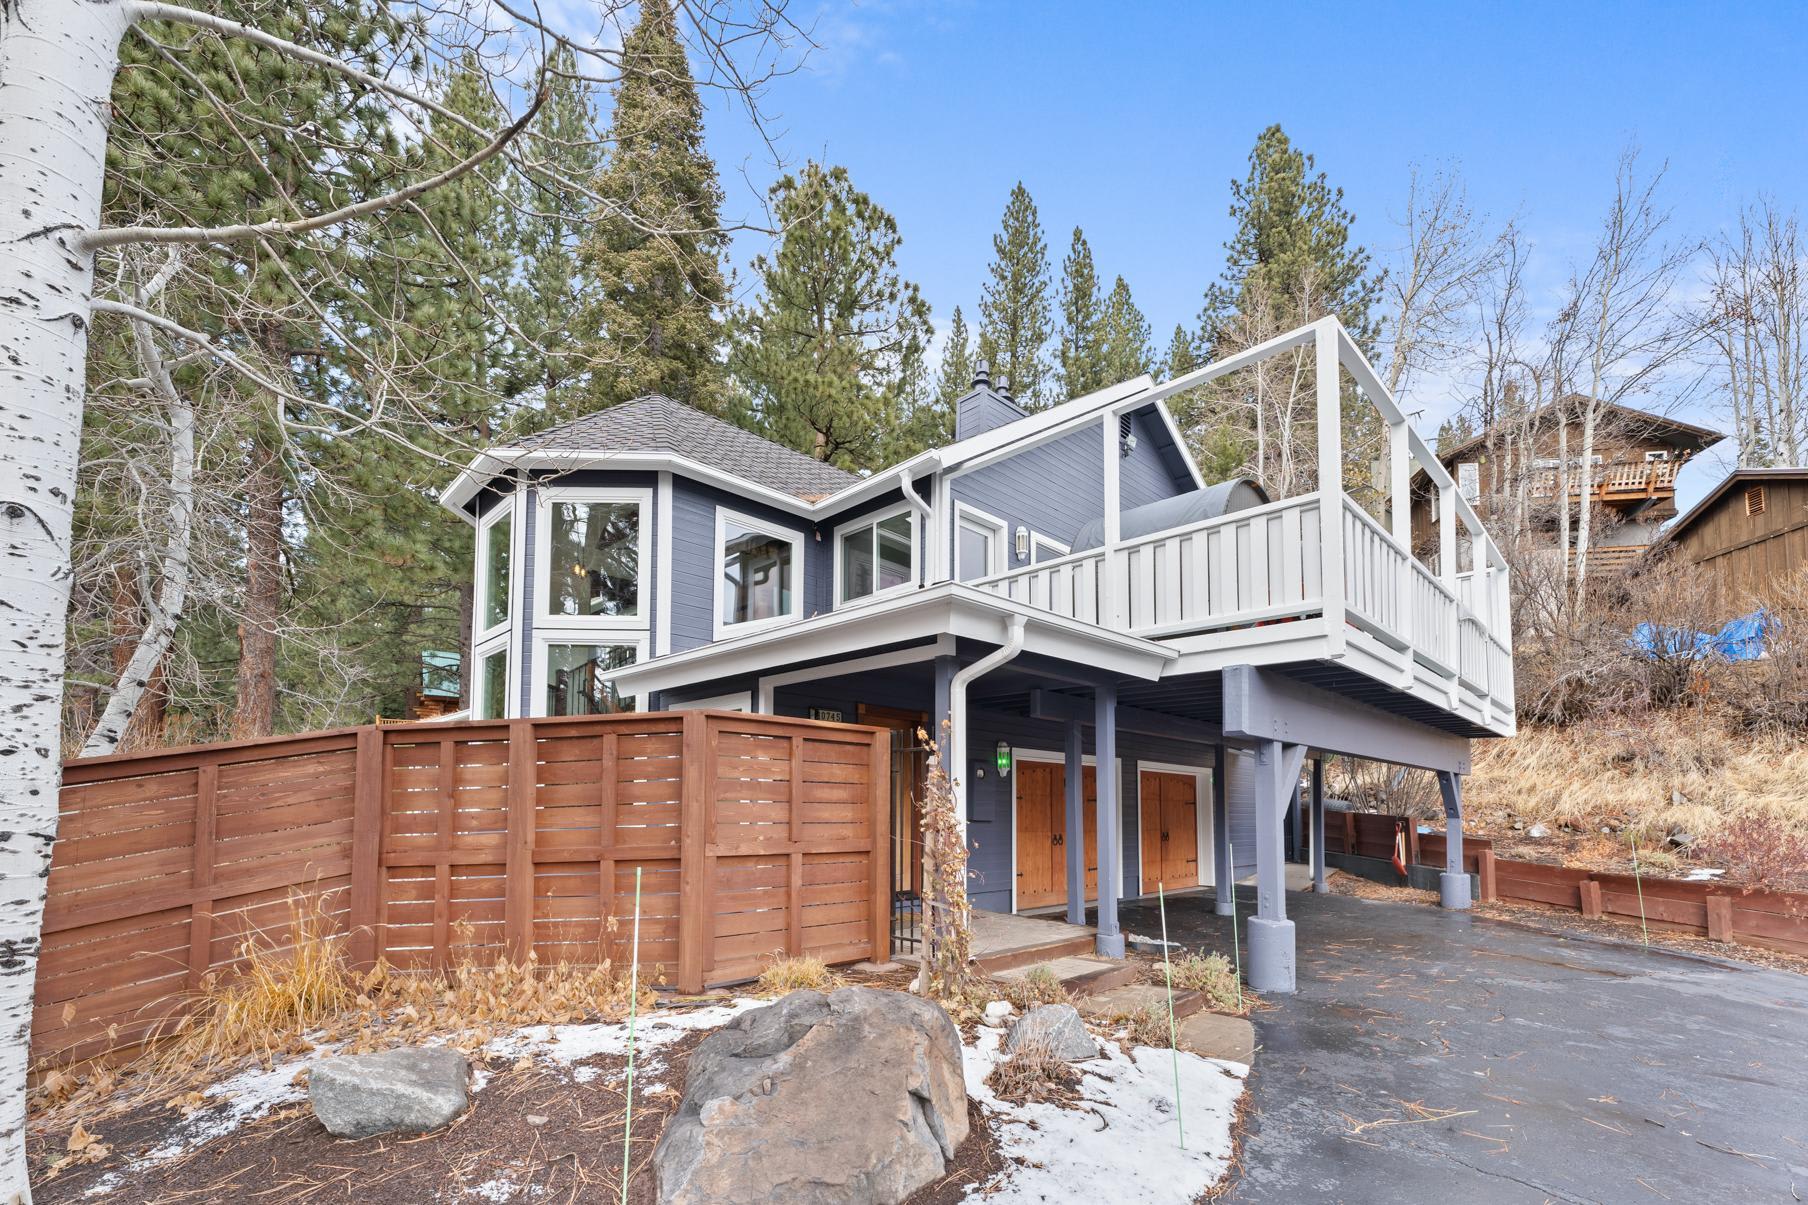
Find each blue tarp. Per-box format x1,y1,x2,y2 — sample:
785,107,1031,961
1630,609,1772,662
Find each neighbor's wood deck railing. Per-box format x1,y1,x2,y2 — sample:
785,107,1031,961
35,711,889,1068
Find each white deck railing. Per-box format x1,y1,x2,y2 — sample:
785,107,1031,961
961,317,1514,732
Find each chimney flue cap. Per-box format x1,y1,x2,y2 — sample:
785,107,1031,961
972,360,991,391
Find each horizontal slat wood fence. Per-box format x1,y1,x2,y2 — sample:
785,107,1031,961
1327,809,1808,957
36,711,889,1068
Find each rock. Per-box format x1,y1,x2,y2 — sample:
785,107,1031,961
983,1000,1014,1026
656,987,967,1205
850,961,902,974
308,1046,469,1139
1527,823,1549,838
526,1114,549,1127
1005,1003,1097,1062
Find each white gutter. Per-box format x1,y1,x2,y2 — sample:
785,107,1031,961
947,614,1027,836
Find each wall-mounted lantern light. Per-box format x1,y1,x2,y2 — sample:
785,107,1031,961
996,740,1012,777
1014,525,1029,560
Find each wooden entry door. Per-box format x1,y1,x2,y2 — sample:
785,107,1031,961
1014,761,1099,910
1140,770,1201,891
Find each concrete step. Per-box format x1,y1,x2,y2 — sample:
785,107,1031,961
975,934,1095,976
992,954,1138,998
1176,1010,1256,1065
1075,982,1207,1023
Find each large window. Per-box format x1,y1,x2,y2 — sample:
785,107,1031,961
547,496,642,619
718,510,800,634
836,506,915,605
955,505,1006,582
543,643,637,715
475,647,508,720
478,505,512,633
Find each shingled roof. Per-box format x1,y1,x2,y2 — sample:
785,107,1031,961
515,395,861,500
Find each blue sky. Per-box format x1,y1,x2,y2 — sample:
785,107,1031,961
698,0,1807,509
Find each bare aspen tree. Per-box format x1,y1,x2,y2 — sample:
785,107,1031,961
1381,164,1492,401
1705,200,1808,466
0,2,798,1195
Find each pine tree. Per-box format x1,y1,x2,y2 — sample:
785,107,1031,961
1162,323,1198,381
1057,227,1103,397
1095,275,1153,384
580,0,729,413
935,305,975,413
511,44,603,426
1198,124,1383,355
729,162,932,470
977,182,1053,408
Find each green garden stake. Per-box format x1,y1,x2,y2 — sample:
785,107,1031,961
1227,841,1244,1011
1629,831,1651,947
621,866,644,1204
1158,881,1185,1150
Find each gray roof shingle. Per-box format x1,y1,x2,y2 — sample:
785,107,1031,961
515,396,861,500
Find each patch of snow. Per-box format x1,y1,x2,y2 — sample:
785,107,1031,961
137,1051,323,1164
464,1173,522,1202
1683,868,1725,881
82,1171,120,1197
1126,933,1177,948
480,998,762,1071
961,1025,1248,1204
1527,823,1550,838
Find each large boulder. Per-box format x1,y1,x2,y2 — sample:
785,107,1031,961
1005,1003,1098,1062
308,1046,470,1139
656,987,968,1205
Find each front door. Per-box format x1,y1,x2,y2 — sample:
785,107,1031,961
1014,760,1099,911
1140,770,1202,891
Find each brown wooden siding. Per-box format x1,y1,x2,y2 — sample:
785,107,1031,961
1669,478,1808,604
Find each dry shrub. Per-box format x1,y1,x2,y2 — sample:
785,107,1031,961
1110,1004,1170,1050
918,724,982,1009
1158,952,1243,1015
985,1034,1079,1105
997,964,1069,1011
1697,813,1808,891
755,955,839,995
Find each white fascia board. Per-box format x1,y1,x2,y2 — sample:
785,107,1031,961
606,584,1174,697
941,376,1156,482
440,449,823,518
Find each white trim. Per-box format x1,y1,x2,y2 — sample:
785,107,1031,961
953,501,1008,582
1134,760,1214,897
473,493,519,646
832,501,919,609
713,506,806,640
1030,532,1070,564
656,471,673,657
669,689,751,712
756,635,955,713
1009,748,1123,916
535,485,654,631
534,632,649,717
470,632,515,721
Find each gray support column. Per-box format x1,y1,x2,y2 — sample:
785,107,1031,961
931,656,955,751
1310,756,1329,894
1438,771,1471,910
1063,717,1086,927
1248,739,1306,993
1093,685,1124,958
1212,745,1233,916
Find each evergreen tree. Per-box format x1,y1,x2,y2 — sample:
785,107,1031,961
1435,412,1478,452
935,305,975,413
729,162,932,470
1095,275,1153,384
1057,227,1103,397
580,0,729,413
1198,124,1383,355
511,43,603,426
1162,323,1199,381
976,182,1053,407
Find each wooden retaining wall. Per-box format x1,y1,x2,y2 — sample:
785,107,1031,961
1326,808,1808,958
36,711,889,1068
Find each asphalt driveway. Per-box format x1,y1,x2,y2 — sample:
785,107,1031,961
1114,888,1808,1203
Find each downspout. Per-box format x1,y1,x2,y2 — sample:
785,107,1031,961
948,614,1028,837
896,460,938,586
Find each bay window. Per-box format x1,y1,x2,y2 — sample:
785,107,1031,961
546,494,644,620
543,642,638,716
717,509,801,635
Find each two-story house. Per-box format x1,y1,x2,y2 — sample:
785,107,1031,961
440,317,1515,993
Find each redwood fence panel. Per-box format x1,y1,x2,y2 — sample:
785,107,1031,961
34,711,889,1069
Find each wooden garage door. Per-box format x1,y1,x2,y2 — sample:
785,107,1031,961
1140,770,1200,890
1014,762,1099,910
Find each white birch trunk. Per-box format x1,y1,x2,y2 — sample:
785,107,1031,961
0,2,133,1198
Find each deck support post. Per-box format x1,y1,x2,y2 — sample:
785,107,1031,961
1063,717,1086,927
1438,771,1471,910
1212,745,1233,916
1310,756,1328,894
1248,739,1307,993
1093,685,1124,958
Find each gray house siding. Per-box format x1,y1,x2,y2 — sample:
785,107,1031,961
948,408,1191,571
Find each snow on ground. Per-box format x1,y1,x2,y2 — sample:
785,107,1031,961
962,1021,1249,1204
480,998,762,1083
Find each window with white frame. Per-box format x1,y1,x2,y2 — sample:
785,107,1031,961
541,489,649,622
955,504,1006,582
835,506,915,604
1457,461,1480,503
1645,449,1670,462
542,641,638,716
473,644,509,721
717,509,801,634
476,500,514,636
1031,532,1069,564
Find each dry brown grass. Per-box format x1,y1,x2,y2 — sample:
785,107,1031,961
995,964,1070,1011
1109,1004,1171,1049
1467,713,1808,868
754,955,839,995
1157,952,1245,1015
985,1034,1080,1105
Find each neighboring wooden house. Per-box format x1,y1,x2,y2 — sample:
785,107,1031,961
1652,467,1808,604
1415,397,1722,571
440,317,1514,993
